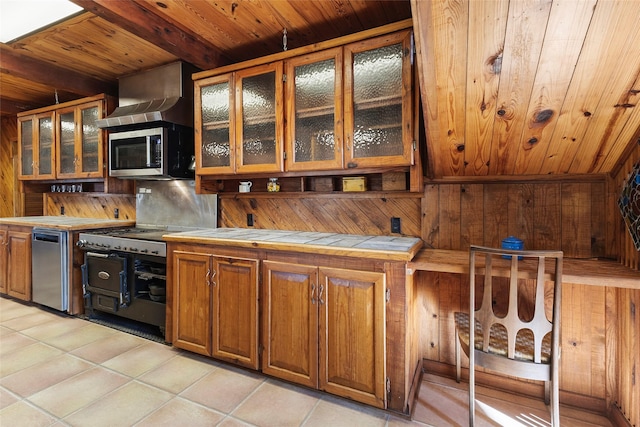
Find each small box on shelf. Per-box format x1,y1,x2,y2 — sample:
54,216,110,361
342,176,367,192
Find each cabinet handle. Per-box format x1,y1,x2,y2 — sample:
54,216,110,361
211,269,217,287
346,135,351,152
205,269,211,286
318,284,324,305
311,284,316,304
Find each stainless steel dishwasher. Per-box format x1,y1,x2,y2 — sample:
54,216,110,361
32,228,69,311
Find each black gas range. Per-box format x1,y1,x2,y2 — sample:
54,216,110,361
77,226,179,335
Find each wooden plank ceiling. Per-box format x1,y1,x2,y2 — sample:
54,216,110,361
0,0,638,178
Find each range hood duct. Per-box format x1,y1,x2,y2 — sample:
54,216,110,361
97,61,198,129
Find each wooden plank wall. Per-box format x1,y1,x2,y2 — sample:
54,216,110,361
615,287,639,426
45,193,136,220
0,116,17,218
421,179,608,257
611,143,639,426
218,194,422,237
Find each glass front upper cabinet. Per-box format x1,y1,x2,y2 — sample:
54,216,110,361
285,48,343,171
18,112,55,179
196,73,235,174
196,63,283,175
343,30,414,168
56,101,104,178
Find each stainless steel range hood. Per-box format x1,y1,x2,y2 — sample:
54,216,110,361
97,61,198,129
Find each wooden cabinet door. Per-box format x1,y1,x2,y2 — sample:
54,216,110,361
319,267,386,408
343,30,414,169
6,230,32,301
195,73,236,174
262,261,319,388
57,101,104,178
35,112,56,179
284,48,344,171
18,116,35,178
56,106,78,178
211,256,259,369
235,62,284,174
0,227,8,294
172,250,212,356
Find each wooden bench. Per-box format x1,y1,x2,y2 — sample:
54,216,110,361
407,249,640,289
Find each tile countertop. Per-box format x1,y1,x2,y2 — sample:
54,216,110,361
0,216,135,231
163,227,423,261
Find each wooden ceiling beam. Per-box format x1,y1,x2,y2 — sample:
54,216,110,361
71,0,232,70
0,45,117,97
0,97,39,116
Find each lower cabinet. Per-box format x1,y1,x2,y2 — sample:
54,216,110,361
167,241,413,413
262,260,387,408
172,248,259,369
0,226,32,301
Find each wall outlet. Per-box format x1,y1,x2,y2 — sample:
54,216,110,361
247,213,254,226
114,208,119,219
391,217,401,234
60,206,65,216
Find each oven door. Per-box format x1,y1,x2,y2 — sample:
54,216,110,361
109,127,164,177
82,251,130,312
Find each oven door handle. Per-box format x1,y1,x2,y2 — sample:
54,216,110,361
86,252,110,258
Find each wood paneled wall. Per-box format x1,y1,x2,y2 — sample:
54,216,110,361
45,193,135,220
218,194,422,237
611,143,639,426
0,116,17,217
421,179,609,258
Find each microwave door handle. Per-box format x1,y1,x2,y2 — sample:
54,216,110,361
146,135,152,167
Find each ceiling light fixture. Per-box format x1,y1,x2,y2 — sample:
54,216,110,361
0,0,83,43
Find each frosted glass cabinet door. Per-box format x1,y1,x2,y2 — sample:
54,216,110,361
285,48,343,171
344,31,414,168
196,73,235,174
80,105,101,175
58,111,76,175
18,118,34,177
36,112,56,178
236,63,283,173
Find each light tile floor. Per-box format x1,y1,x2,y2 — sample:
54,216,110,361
0,297,423,427
1,296,612,427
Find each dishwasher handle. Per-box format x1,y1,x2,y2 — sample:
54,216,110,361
33,231,61,243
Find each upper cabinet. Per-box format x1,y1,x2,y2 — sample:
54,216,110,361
56,100,104,179
194,25,415,182
17,94,113,182
18,112,55,180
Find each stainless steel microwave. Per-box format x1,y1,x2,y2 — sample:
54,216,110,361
108,125,194,179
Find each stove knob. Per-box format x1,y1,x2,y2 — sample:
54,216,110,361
76,240,87,248
130,247,139,252
114,246,122,250
140,249,149,253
